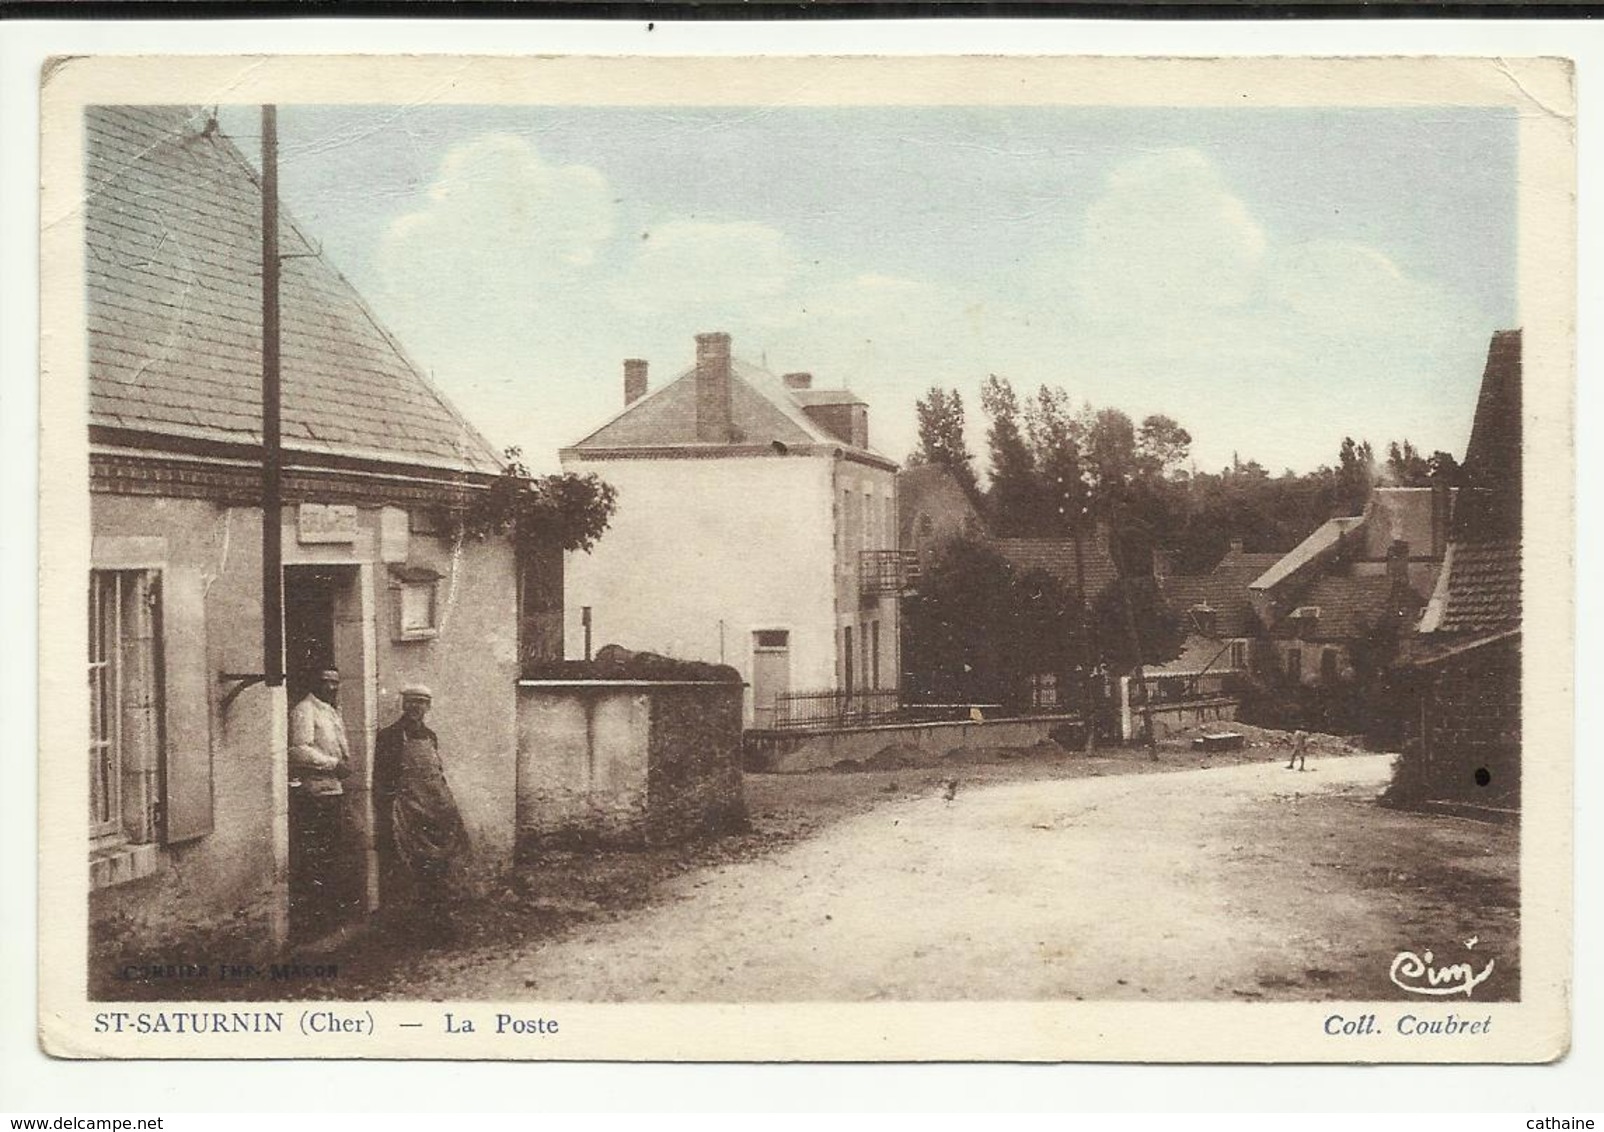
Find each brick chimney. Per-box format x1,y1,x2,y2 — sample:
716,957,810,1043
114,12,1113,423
1387,539,1410,588
1229,537,1245,555
623,359,649,406
783,372,813,391
694,332,733,442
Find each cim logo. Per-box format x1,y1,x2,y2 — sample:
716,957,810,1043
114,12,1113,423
1389,938,1495,998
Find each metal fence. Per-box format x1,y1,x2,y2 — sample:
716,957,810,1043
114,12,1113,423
771,688,901,730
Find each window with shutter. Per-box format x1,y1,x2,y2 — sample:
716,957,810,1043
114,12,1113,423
88,570,163,850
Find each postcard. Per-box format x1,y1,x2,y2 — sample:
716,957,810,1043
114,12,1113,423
37,52,1573,1061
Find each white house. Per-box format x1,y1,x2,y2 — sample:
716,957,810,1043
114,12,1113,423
560,332,905,727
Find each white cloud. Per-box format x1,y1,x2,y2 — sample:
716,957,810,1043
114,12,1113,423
1013,149,1487,473
1067,147,1268,322
354,135,1488,479
364,134,621,467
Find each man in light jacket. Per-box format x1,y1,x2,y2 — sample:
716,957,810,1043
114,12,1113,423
288,667,352,938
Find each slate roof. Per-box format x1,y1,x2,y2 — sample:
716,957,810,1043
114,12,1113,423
567,355,883,460
1160,547,1283,638
789,388,866,408
86,106,501,476
992,535,1120,599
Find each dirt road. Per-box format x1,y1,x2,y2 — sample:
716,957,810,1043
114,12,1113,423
382,753,1517,1002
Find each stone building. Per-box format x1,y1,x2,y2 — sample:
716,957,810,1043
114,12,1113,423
1396,329,1523,808
85,106,527,961
560,332,905,728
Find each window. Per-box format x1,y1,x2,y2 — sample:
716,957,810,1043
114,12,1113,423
1229,640,1247,669
390,565,443,641
1030,672,1060,710
842,626,854,692
754,629,790,650
1321,647,1341,683
870,621,881,690
1286,648,1302,682
862,489,873,550
88,570,161,846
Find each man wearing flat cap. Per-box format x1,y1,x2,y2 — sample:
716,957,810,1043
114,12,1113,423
287,667,353,938
374,684,469,942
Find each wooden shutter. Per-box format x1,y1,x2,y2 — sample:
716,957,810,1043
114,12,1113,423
161,566,214,842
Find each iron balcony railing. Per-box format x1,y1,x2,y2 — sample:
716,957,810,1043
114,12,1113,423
859,549,921,597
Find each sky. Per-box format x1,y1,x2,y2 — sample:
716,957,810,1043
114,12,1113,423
217,103,1518,477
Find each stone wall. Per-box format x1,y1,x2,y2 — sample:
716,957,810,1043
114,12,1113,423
1420,635,1521,805
517,680,745,848
646,685,747,844
745,714,1084,774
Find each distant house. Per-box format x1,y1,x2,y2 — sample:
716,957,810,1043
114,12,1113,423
1396,329,1522,807
1247,486,1451,688
86,107,530,956
898,463,986,566
1153,540,1283,678
560,332,905,728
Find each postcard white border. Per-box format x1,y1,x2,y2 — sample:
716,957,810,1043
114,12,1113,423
6,15,1597,1109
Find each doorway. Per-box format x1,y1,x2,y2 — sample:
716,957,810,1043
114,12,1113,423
751,629,791,729
283,565,370,942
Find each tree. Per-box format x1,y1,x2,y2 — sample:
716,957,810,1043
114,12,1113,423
913,386,979,496
464,446,619,553
1385,439,1432,486
980,374,1046,536
1337,436,1376,514
900,534,1082,711
1136,414,1193,479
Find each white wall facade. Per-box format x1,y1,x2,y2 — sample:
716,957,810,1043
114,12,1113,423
562,454,840,722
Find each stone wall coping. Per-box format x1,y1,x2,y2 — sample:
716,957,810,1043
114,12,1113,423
518,679,744,688
746,712,1083,739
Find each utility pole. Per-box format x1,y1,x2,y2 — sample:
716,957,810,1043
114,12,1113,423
261,105,284,688
1106,507,1157,759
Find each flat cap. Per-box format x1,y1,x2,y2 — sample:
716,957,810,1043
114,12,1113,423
399,683,433,700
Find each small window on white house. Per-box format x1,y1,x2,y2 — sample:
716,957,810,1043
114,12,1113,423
390,565,443,641
753,629,790,651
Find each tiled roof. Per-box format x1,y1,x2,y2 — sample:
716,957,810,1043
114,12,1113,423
1269,574,1412,642
87,106,501,476
1160,546,1281,638
993,535,1120,599
1435,540,1520,635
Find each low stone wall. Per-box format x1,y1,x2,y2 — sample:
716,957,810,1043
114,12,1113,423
517,680,744,848
1123,696,1241,742
745,714,1082,774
